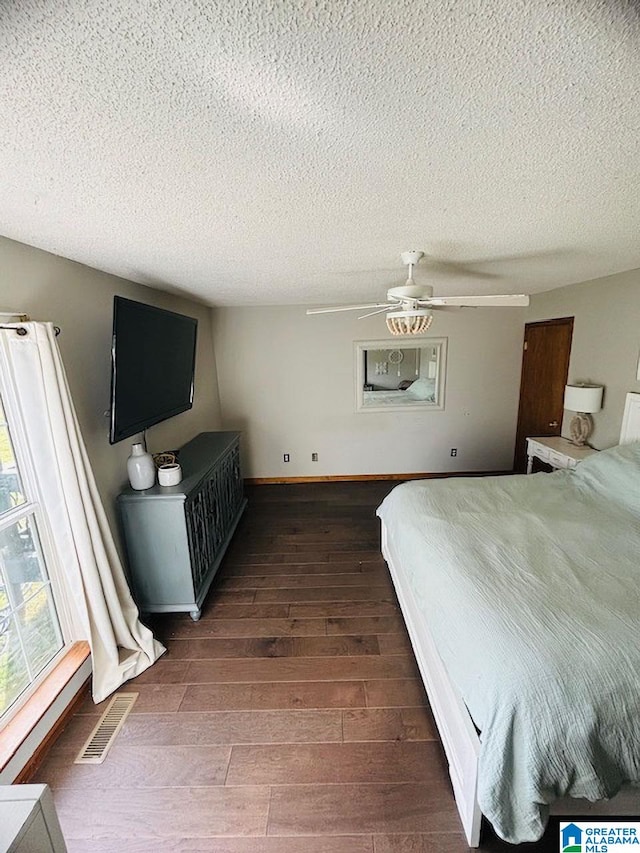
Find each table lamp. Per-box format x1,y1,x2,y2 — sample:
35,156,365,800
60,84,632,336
564,383,603,446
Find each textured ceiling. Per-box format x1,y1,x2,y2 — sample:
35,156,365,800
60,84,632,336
1,0,640,306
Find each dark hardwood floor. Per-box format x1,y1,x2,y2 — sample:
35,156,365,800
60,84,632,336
33,482,557,852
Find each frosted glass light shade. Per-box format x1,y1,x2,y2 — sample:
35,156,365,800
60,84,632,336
564,384,603,414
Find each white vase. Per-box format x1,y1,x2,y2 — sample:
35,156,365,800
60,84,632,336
127,443,156,490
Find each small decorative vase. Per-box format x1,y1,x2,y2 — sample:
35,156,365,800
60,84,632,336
158,463,182,487
127,443,156,490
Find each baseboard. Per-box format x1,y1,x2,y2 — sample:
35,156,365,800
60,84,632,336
14,676,90,783
245,470,511,485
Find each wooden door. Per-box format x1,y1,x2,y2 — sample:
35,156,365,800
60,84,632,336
513,317,574,472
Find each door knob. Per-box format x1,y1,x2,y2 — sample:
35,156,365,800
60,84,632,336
548,421,559,428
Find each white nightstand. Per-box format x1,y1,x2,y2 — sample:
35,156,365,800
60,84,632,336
525,436,598,474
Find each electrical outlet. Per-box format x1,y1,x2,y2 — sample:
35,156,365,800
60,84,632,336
450,448,457,457
312,452,318,462
283,453,290,462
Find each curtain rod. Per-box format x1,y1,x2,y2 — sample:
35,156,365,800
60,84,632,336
0,325,61,336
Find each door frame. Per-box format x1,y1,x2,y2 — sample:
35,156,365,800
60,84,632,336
514,316,574,470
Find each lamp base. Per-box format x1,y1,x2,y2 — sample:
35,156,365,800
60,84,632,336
569,412,593,446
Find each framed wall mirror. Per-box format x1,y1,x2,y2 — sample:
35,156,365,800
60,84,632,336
355,338,447,413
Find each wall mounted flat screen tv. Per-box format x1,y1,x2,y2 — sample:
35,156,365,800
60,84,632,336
109,296,198,444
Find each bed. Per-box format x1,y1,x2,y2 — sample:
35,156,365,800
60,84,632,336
362,378,436,408
377,392,640,846
362,389,434,407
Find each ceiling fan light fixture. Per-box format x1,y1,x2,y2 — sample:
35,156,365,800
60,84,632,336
386,309,433,336
306,248,528,328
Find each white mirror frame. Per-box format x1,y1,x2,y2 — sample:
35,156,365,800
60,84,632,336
355,338,447,413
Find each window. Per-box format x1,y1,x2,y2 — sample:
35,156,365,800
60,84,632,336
0,395,66,722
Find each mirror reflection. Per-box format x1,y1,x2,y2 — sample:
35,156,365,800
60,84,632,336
355,339,447,412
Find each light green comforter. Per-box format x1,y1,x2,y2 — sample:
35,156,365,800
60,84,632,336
376,442,640,843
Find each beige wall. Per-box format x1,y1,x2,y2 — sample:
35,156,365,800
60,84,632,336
0,236,222,547
212,305,526,478
527,269,640,449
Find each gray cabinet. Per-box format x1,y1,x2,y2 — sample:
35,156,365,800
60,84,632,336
118,432,247,621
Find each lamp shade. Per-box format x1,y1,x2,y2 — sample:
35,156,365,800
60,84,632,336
564,384,603,414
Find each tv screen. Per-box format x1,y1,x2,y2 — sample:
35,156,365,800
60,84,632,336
109,296,197,444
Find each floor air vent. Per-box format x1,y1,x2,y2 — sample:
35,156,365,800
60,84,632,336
74,692,138,764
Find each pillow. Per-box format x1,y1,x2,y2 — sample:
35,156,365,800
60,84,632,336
406,377,435,400
398,379,414,391
572,441,640,517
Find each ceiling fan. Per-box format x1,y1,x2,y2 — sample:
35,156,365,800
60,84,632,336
306,251,530,335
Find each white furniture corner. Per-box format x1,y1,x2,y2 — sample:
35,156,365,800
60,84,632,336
381,394,640,846
0,784,67,852
525,435,598,474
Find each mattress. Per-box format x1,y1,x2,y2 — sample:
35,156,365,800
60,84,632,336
376,442,640,842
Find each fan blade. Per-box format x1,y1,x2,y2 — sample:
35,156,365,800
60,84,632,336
423,258,501,280
421,294,529,308
306,303,392,315
358,306,393,319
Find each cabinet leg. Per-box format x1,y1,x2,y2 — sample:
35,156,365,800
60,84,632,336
190,609,202,621
526,455,533,475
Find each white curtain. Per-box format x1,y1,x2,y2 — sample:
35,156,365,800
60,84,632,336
0,322,164,702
